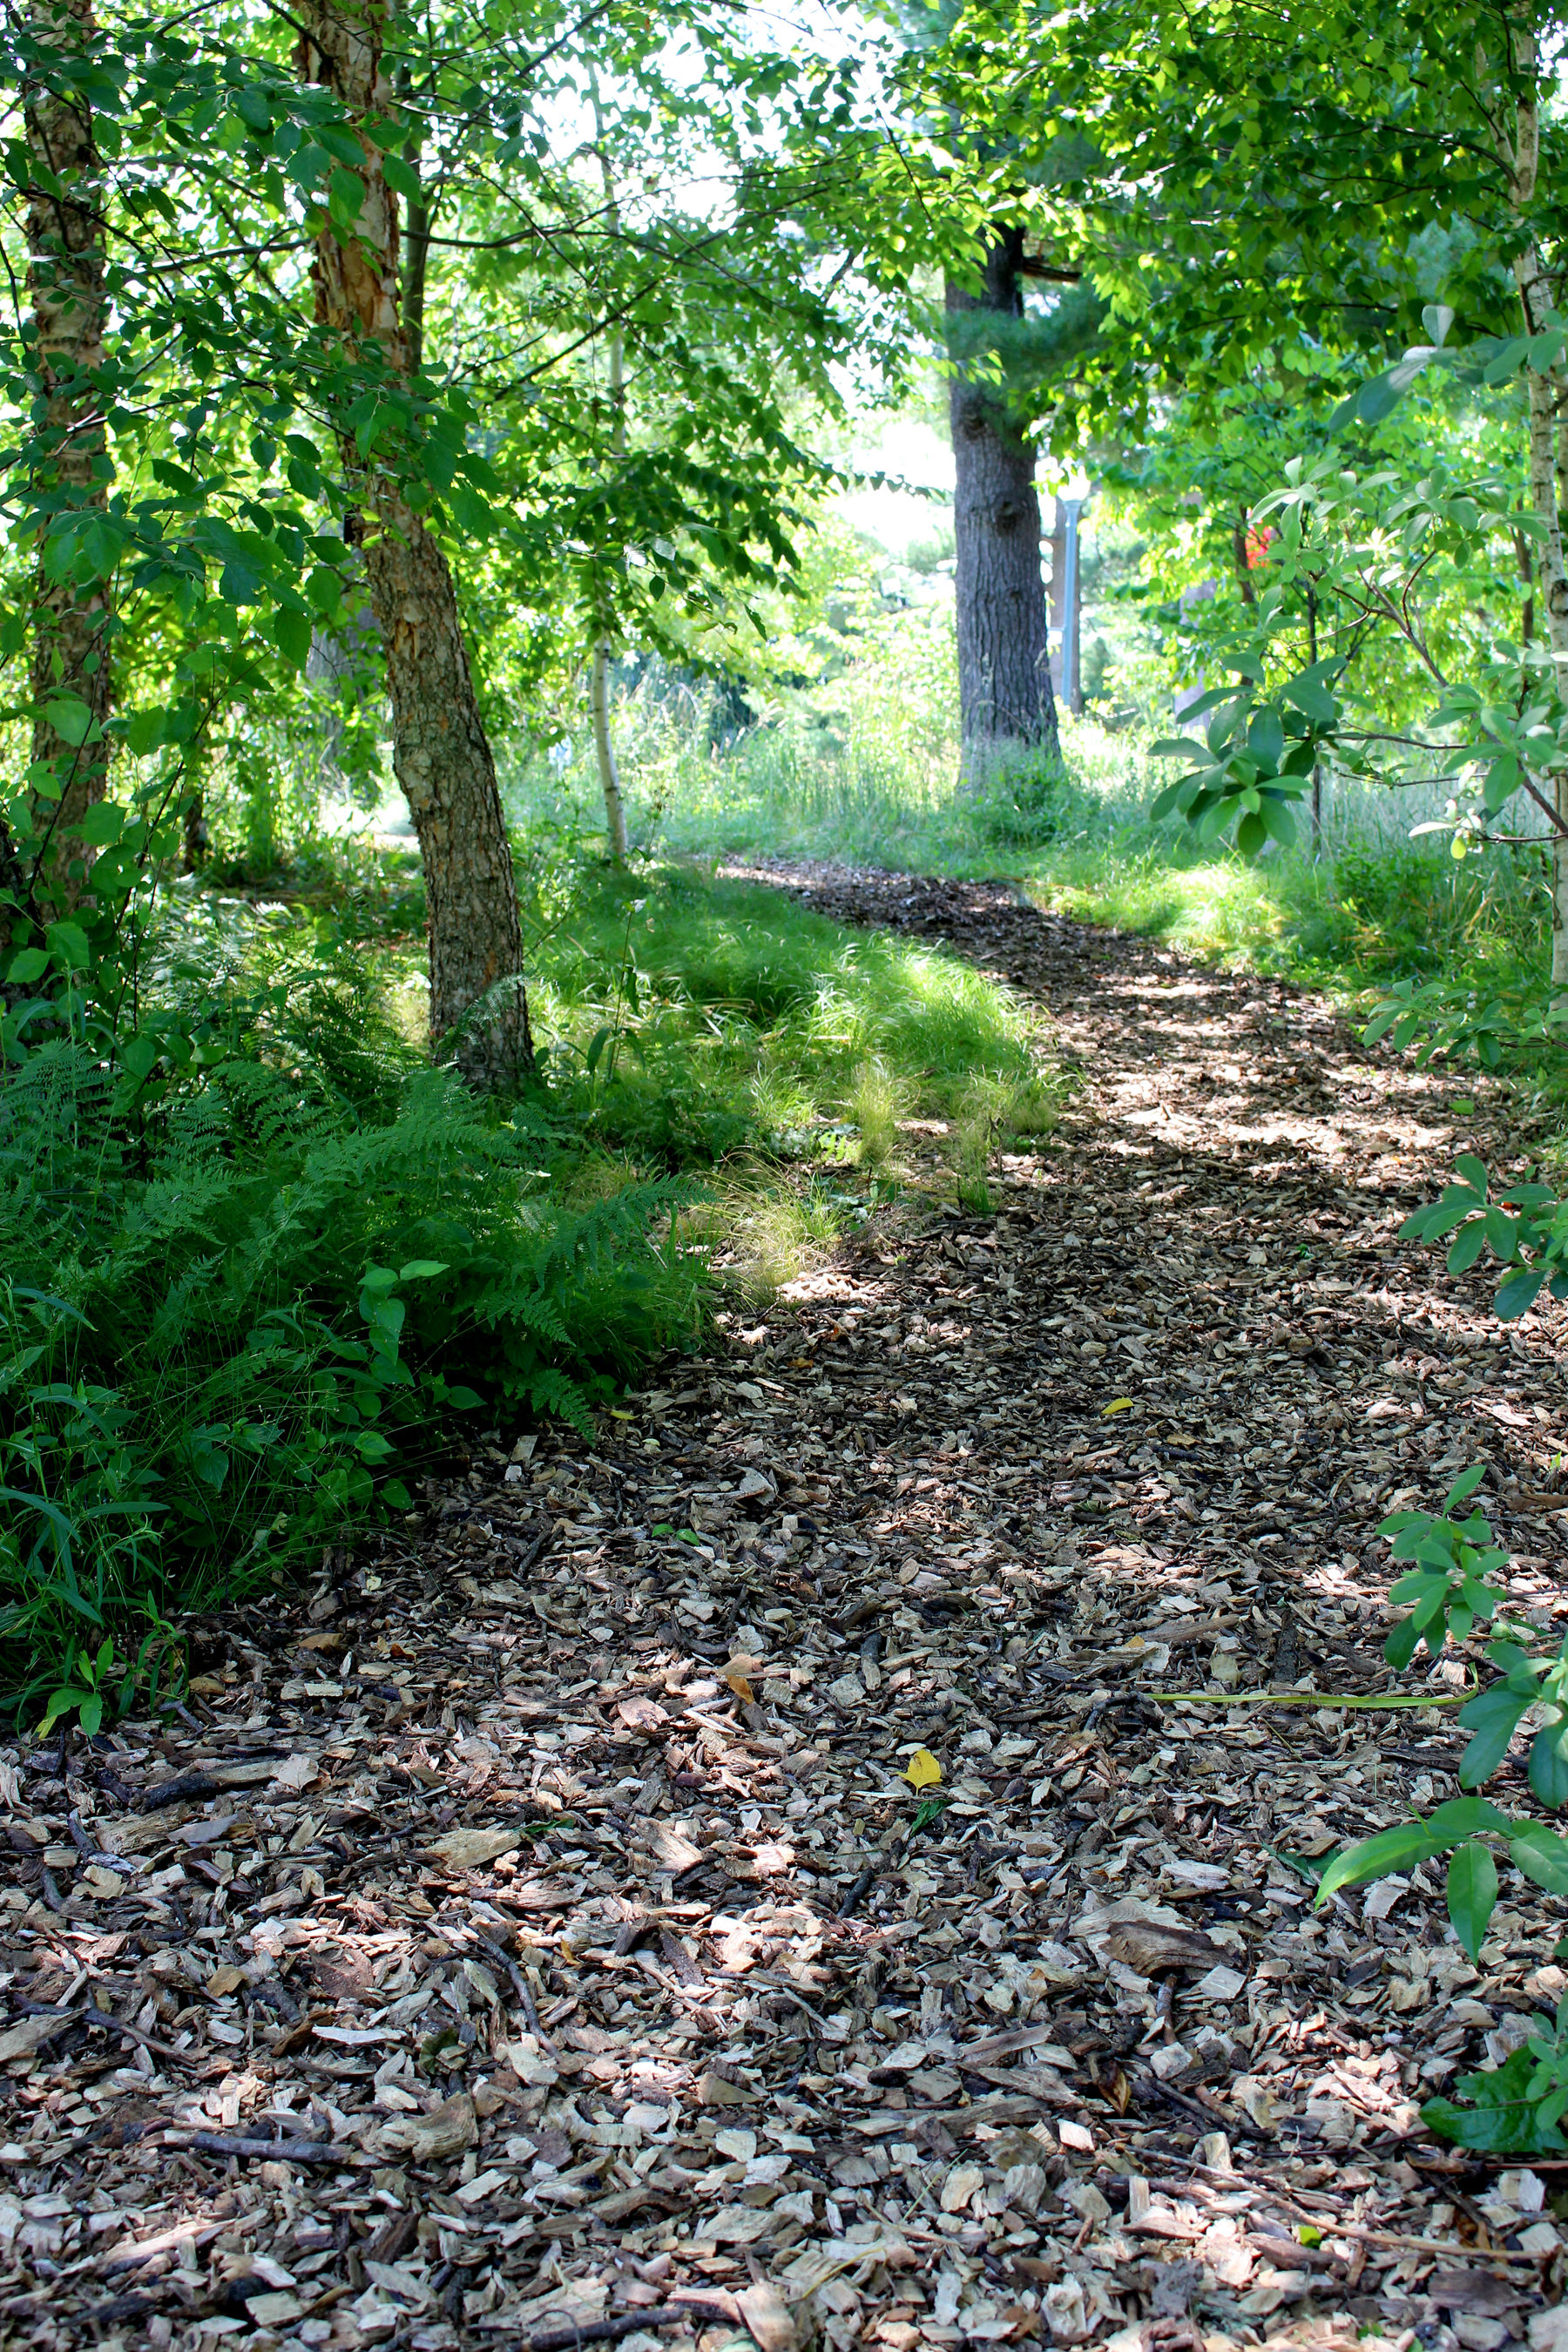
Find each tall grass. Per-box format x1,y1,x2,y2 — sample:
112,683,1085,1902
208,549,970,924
504,624,1552,1019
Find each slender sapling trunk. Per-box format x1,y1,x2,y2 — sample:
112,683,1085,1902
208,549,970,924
25,0,110,897
1495,24,1568,987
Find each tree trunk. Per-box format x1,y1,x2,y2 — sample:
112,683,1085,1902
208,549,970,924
1494,23,1568,987
25,0,110,895
397,57,431,377
589,99,629,864
300,0,531,1087
591,638,628,862
945,229,1058,767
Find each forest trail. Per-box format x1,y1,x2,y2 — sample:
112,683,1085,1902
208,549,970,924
7,868,1568,2352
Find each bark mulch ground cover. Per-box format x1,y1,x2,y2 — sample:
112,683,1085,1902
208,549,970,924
5,862,1568,2352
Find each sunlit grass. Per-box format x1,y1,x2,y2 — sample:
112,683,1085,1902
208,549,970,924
520,859,1058,1280
515,672,1551,1029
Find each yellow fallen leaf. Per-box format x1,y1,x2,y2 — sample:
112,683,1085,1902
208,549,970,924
902,1747,943,1791
724,1669,756,1704
1101,1398,1135,1416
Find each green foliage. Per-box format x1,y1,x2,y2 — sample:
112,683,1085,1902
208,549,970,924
1399,1157,1568,1321
1377,1463,1508,1667
1424,2021,1568,2155
1149,659,1340,855
527,860,1051,1176
0,926,707,1720
1301,1139,1568,2154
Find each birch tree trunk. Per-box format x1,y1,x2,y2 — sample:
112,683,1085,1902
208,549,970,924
25,0,110,896
300,0,531,1088
590,106,629,865
591,635,628,862
946,229,1058,774
1495,18,1568,987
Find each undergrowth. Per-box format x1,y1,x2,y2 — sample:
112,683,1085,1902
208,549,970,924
0,914,705,1723
506,669,1553,1058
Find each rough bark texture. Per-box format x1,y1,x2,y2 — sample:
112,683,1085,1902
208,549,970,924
1495,22,1568,987
301,0,531,1087
25,0,110,889
945,231,1058,763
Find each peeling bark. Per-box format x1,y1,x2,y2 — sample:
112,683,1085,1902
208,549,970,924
301,0,531,1087
946,229,1058,768
25,0,110,893
1493,17,1568,987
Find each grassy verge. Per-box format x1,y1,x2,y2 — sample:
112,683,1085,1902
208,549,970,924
527,859,1061,1265
510,684,1553,1053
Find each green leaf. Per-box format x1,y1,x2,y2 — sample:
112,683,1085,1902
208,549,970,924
1442,1464,1488,1514
78,800,125,847
1247,706,1284,768
1497,1268,1546,1320
1270,1845,1330,1884
328,165,366,220
382,153,422,204
1447,1220,1487,1274
1280,661,1342,727
1455,1153,1490,1192
1447,1840,1499,1963
1530,1719,1568,1808
1315,1816,1450,1904
1382,1613,1421,1671
272,605,312,669
45,920,90,970
1424,1794,1513,1842
43,694,93,746
1457,1686,1531,1786
1259,794,1298,847
1423,2045,1568,2153
5,947,49,984
1511,1823,1568,1896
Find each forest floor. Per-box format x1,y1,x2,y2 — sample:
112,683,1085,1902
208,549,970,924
6,864,1568,2352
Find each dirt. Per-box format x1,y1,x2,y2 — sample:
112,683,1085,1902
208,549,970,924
4,864,1568,2352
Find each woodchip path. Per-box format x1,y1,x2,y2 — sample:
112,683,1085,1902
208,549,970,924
3,864,1567,2352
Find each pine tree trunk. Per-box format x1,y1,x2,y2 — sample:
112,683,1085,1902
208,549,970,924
300,0,531,1087
946,230,1058,770
25,0,110,894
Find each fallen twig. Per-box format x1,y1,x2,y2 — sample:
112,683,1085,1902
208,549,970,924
17,1997,193,2067
524,2298,744,2352
168,2130,360,2166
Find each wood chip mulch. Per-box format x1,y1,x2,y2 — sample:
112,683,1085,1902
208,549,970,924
4,862,1568,2352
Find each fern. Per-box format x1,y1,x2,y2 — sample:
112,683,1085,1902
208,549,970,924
1,936,711,1716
